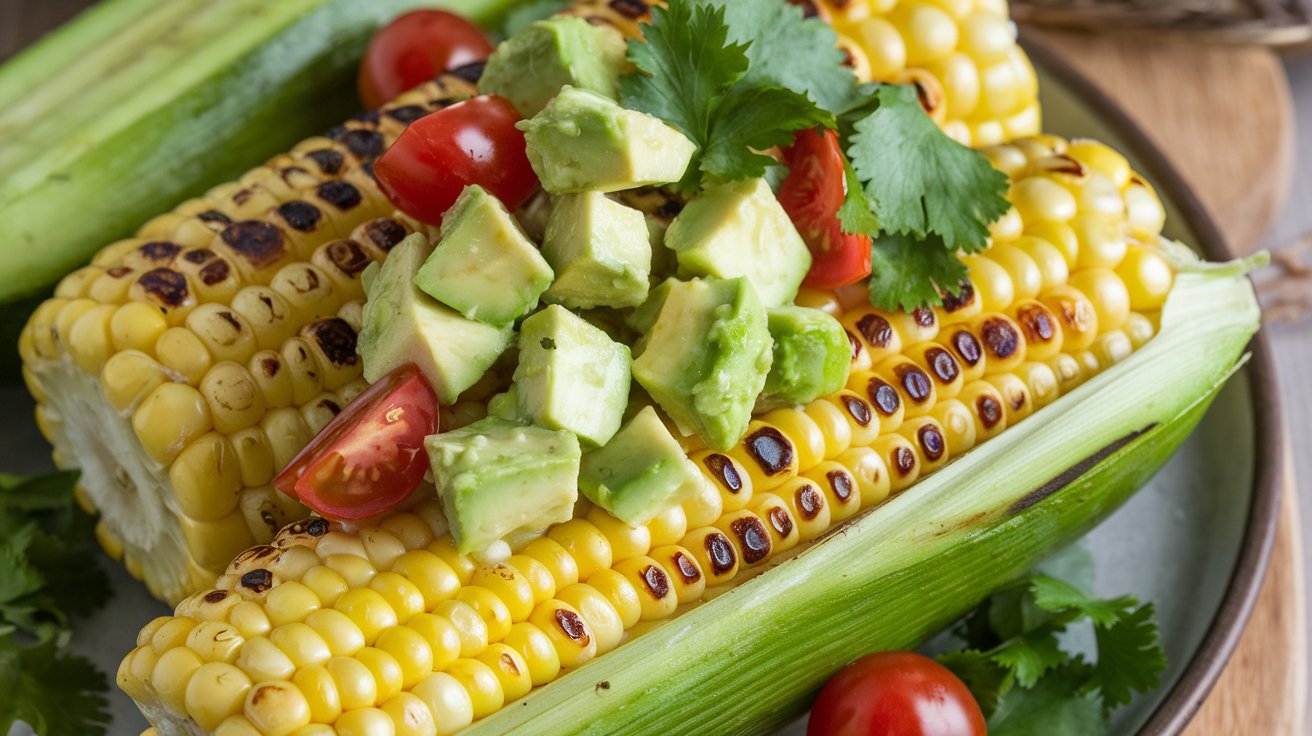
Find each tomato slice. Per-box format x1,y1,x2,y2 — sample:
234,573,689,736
779,128,873,290
274,364,440,521
808,651,987,736
374,94,540,225
359,9,495,109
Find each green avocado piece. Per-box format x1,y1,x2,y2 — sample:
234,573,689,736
487,388,523,423
580,406,703,526
542,192,651,309
625,277,675,335
479,17,628,118
414,185,553,327
665,178,813,307
518,86,697,193
647,218,677,285
757,306,852,412
358,234,513,405
632,277,773,450
514,304,632,446
426,417,581,554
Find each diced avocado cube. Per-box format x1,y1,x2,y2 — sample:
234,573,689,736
648,218,677,284
580,406,702,526
542,192,651,309
413,185,553,327
514,304,632,446
426,417,581,554
487,388,522,423
518,86,697,193
480,18,628,118
358,234,513,404
757,306,852,412
632,277,773,450
625,277,675,335
666,178,813,307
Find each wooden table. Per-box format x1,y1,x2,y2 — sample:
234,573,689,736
3,4,1309,735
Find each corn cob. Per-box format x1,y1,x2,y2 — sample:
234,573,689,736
117,135,1180,734
19,74,479,604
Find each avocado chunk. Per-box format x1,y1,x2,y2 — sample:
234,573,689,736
426,417,580,554
542,192,651,309
632,277,773,450
625,277,675,335
580,406,702,526
514,304,632,446
518,86,697,193
487,388,522,423
358,234,513,404
414,185,554,327
665,178,813,307
480,18,628,118
757,306,852,412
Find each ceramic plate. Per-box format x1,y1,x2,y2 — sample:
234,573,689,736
2,39,1281,736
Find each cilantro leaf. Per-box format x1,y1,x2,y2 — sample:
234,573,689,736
699,81,833,182
1030,576,1137,629
701,0,857,111
846,84,1009,252
837,157,879,237
868,233,968,312
939,649,1012,715
0,634,110,736
1092,603,1166,710
990,628,1066,688
987,663,1106,736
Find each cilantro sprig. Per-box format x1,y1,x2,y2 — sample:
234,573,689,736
0,471,113,736
937,554,1167,735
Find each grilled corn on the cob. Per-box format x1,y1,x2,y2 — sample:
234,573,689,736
117,134,1178,733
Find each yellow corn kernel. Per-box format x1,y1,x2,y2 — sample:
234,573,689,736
186,620,244,663
1093,330,1134,369
400,614,458,672
326,655,379,711
118,646,159,702
170,433,243,521
243,681,312,736
833,446,888,508
1116,245,1174,311
1125,312,1157,349
1047,352,1084,393
427,536,478,586
356,646,405,704
456,586,513,644
186,303,259,364
985,244,1042,301
372,626,433,690
505,555,556,606
1069,268,1131,331
411,672,474,736
1125,179,1167,236
871,433,921,493
986,373,1034,424
434,599,490,658
110,301,170,354
151,616,199,654
557,583,625,654
270,622,332,669
1011,236,1070,292
152,645,205,714
292,665,342,724
803,399,853,460
929,398,977,456
906,343,964,402
478,643,533,703
132,382,213,464
185,662,253,731
973,313,1027,375
199,362,266,435
265,581,321,627
502,622,561,687
334,588,398,645
849,17,905,79
369,572,426,625
333,708,393,736
898,416,950,474
889,2,958,66
1038,285,1099,352
924,52,980,120
646,504,689,548
585,568,642,630
228,600,272,639
613,556,679,621
748,492,801,555
236,636,295,682
381,692,439,736
379,513,437,552
519,537,580,592
547,520,613,582
689,449,753,513
680,527,739,587
529,598,596,668
1011,176,1077,224
989,205,1024,243
213,715,262,736
1017,361,1060,410
1071,213,1128,270
963,254,1014,313
585,506,652,563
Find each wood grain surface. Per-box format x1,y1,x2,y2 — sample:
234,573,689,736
1029,28,1308,736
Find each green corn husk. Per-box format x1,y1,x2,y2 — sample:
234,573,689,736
465,263,1261,735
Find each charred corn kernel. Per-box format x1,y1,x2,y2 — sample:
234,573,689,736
249,351,294,409
585,568,642,630
929,399,978,456
938,281,984,326
502,623,561,687
520,538,580,592
889,306,940,347
529,599,596,668
963,254,1015,312
1117,245,1174,311
842,306,904,364
333,708,393,736
585,506,652,563
411,673,474,736
243,681,311,736
985,244,1042,300
614,556,679,621
102,350,169,412
187,620,244,663
381,692,438,736
370,573,425,625
1072,214,1127,270
304,608,364,658
874,355,937,419
827,387,885,443
907,343,964,401
153,646,205,713
939,325,987,383
680,527,739,587
291,666,341,724
230,287,296,350
1039,285,1099,352
647,504,689,548
1010,300,1063,360
749,493,801,554
987,373,1034,424
689,450,751,513
111,301,170,354
456,586,513,643
171,433,243,521
872,433,921,493
547,520,613,582
1093,330,1134,369
1069,268,1130,331
775,478,831,542
505,555,556,605
200,362,266,434
478,643,533,702
185,662,253,731
898,416,950,473
973,313,1027,375
761,409,826,472
391,552,459,611
187,304,259,364
435,599,489,658
1017,362,1060,410
557,583,625,654
132,382,212,464
803,399,853,459
805,462,862,523
714,508,775,569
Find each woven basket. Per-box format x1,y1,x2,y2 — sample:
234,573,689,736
1011,0,1312,46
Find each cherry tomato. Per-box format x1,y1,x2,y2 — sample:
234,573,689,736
359,9,494,109
808,651,987,736
274,364,440,521
779,128,873,290
374,94,540,225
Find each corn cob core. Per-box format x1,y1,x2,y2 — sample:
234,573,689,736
19,75,480,604
118,135,1175,735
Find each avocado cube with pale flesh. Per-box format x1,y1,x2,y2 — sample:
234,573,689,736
479,17,629,118
757,306,852,412
580,406,703,526
543,192,651,309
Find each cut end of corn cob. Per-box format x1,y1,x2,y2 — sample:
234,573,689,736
115,133,1178,733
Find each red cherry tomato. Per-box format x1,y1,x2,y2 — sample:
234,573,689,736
779,128,873,290
374,94,540,225
808,651,987,736
359,9,494,109
274,364,440,521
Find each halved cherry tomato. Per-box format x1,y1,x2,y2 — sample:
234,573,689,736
374,94,540,225
808,651,986,736
779,128,873,290
274,364,440,521
359,9,494,109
